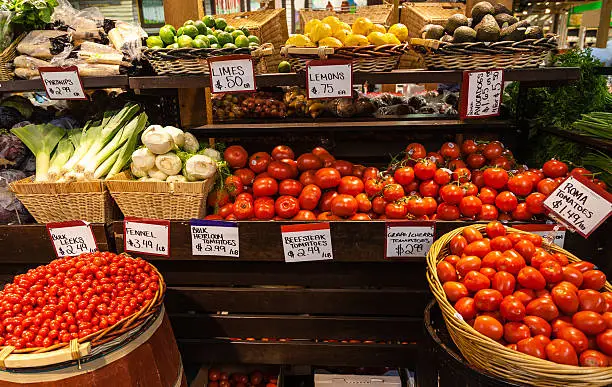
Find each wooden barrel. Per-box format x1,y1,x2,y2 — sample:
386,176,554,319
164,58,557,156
0,308,186,387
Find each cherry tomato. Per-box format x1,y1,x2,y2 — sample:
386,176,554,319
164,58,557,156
517,337,546,359
483,168,509,189
474,289,503,312
500,296,526,322
463,271,491,293
455,297,477,320
542,160,568,178
478,204,499,221
526,298,559,321
582,270,607,290
473,315,503,341
557,326,588,354
580,349,609,367
573,311,606,335
315,168,341,189
253,177,278,197
443,281,469,302
437,261,458,283
224,145,248,168
546,339,578,365
492,271,516,297
524,315,552,337
330,194,358,217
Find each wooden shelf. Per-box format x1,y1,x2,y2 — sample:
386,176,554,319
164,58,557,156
542,127,612,152
0,76,129,93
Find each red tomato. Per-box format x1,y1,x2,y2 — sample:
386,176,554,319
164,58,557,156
486,221,506,238
534,334,552,347
208,189,230,208
443,281,469,302
483,168,509,189
440,142,460,159
557,326,588,354
525,193,546,214
434,169,451,185
582,270,607,290
504,322,531,344
436,203,460,220
471,170,485,188
517,267,546,290
551,252,569,266
473,315,504,340
526,298,559,321
542,160,568,178
537,178,560,195
500,296,526,322
405,143,427,160
299,170,317,186
482,251,503,269
319,190,338,212
248,152,272,173
452,168,472,184
445,254,461,266
298,184,321,210
319,153,335,167
278,179,303,197
456,256,482,277
514,289,536,306
296,153,323,172
464,240,491,258
235,192,254,203
350,213,371,221
479,187,498,205
315,168,341,189
455,297,477,320
538,259,563,284
511,203,532,221
419,180,439,197
459,196,483,217
524,315,552,337
394,166,415,185
337,176,364,196
224,145,248,168
450,235,467,256
312,146,330,156
253,177,278,197
517,337,546,359
253,197,275,220
218,203,234,218
317,211,340,221
271,145,294,160
234,199,255,220
293,210,316,221
385,202,408,219
330,194,358,217
562,266,584,288
352,193,370,213
496,251,526,276
414,159,437,180
463,271,491,293
364,178,384,197
462,182,478,197
383,183,405,201
371,196,387,215
478,204,499,221
573,311,606,335
352,164,365,178
436,261,458,283
495,191,518,212
492,271,516,297
490,236,512,252
467,153,487,169
578,290,606,313
513,240,535,261
579,350,609,367
492,156,513,170
480,267,497,280
267,161,295,180
427,152,444,167
483,142,503,161
507,174,534,197
569,261,595,273
234,168,255,187
362,167,379,181
275,196,300,219
461,140,478,155
596,329,612,356
332,160,354,177
546,339,578,365
462,227,483,243
474,289,503,312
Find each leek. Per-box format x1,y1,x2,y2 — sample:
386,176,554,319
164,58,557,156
48,137,74,181
93,150,120,179
107,113,148,179
62,119,102,173
11,124,65,182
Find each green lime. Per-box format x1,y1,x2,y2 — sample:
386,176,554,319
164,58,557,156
278,60,291,73
224,25,236,33
177,35,193,48
231,30,245,40
196,35,210,45
223,43,237,49
192,38,209,48
206,34,218,45
146,36,164,48
216,31,233,46
239,27,250,36
166,24,177,35
234,35,249,48
247,35,260,45
194,20,207,35
215,18,227,30
248,42,260,48
183,25,199,38
159,25,176,45
202,15,216,28
167,43,179,49
210,43,220,49
213,29,222,38
184,19,195,26
177,26,185,36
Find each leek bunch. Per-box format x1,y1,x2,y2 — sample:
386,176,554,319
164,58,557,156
571,112,612,141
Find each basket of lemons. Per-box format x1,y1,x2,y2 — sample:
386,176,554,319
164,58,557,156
143,16,274,76
280,16,410,72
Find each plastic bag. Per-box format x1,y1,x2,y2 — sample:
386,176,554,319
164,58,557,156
17,30,72,59
108,21,147,60
78,41,123,65
283,87,326,118
51,0,103,33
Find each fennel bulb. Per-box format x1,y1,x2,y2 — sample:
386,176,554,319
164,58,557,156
131,147,155,171
142,125,174,155
164,126,185,148
183,132,199,153
166,175,188,183
155,152,182,176
148,166,168,181
131,163,148,178
11,124,65,182
183,154,216,181
200,148,221,161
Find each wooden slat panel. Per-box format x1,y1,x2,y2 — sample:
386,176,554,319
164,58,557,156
178,339,418,367
169,313,423,341
165,287,430,316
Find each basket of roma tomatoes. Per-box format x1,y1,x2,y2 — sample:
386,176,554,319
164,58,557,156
427,221,612,387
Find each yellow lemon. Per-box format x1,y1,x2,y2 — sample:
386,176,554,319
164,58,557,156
388,23,409,42
371,24,386,34
344,33,369,47
352,17,373,36
340,22,351,31
285,34,315,47
322,16,342,32
304,19,322,34
310,22,332,43
383,33,401,45
367,31,387,46
333,29,350,43
318,36,343,48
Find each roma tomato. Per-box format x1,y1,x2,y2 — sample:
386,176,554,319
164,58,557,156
507,174,534,197
483,168,509,190
496,251,526,276
517,267,546,290
531,248,554,269
569,261,595,273
562,266,584,288
482,251,503,269
459,196,482,217
495,191,518,212
275,196,300,219
463,240,491,258
473,316,503,340
485,221,506,238
492,271,516,297
455,297,477,320
463,227,483,243
268,161,295,180
540,260,563,284
445,254,461,266
517,337,546,359
298,184,322,210
330,194,358,217
542,160,568,178
557,326,588,354
249,152,272,173
490,236,512,252
450,235,467,256
297,153,323,171
443,282,469,302
463,271,490,293
573,311,606,335
480,267,497,280
504,322,531,343
436,261,458,283
253,177,278,197
578,290,606,313
526,298,559,321
456,256,482,277
394,166,415,185
279,179,303,197
224,145,248,168
500,296,526,322
479,187,498,205
582,270,607,291
551,285,579,315
514,289,536,306
338,176,365,196
474,289,503,312
526,192,546,214
315,168,341,189
514,240,536,262
546,339,578,365
524,315,552,337
580,350,609,367
596,329,612,356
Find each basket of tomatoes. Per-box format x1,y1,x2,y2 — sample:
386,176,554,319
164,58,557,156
427,221,612,387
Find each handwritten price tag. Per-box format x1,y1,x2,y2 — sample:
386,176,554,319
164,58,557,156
190,219,239,257
543,173,612,237
460,69,504,119
38,66,87,100
46,220,98,258
281,223,333,262
306,60,352,99
514,224,566,248
124,218,170,257
208,55,256,94
385,221,435,258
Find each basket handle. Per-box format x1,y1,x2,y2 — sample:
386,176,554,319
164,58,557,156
252,42,275,57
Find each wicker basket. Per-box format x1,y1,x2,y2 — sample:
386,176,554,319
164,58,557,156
0,34,25,82
106,171,215,220
215,9,289,73
426,224,612,387
400,2,465,39
9,177,113,223
281,44,409,72
299,3,394,33
143,43,274,76
410,36,558,70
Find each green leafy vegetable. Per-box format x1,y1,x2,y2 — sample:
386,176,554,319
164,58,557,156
7,0,59,31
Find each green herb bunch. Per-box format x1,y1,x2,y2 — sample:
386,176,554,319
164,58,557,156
7,0,59,32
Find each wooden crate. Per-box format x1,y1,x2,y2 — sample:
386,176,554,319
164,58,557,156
215,9,289,73
400,2,465,39
298,3,394,33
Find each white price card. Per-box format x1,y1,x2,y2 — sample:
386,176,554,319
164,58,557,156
385,221,435,258
38,66,87,100
124,218,170,257
281,223,333,262
306,60,352,99
208,54,256,94
460,69,504,119
513,224,566,248
543,173,612,238
46,220,98,258
190,219,239,257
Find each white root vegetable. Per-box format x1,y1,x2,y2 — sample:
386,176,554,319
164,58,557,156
141,125,174,154
130,163,148,178
164,126,185,148
166,175,188,183
201,148,221,161
155,152,182,176
183,154,216,181
131,147,156,171
148,166,168,181
183,132,199,153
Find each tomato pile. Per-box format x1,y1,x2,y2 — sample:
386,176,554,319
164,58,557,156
207,368,278,387
438,221,612,367
206,141,604,221
0,252,159,349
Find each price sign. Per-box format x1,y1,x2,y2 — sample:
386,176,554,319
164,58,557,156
46,220,98,258
281,223,333,262
513,224,566,248
306,60,352,99
124,218,170,257
543,172,612,237
190,219,239,257
208,55,256,94
385,221,435,259
38,66,87,100
460,69,504,119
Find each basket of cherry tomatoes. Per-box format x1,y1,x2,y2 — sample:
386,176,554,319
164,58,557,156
427,221,612,387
